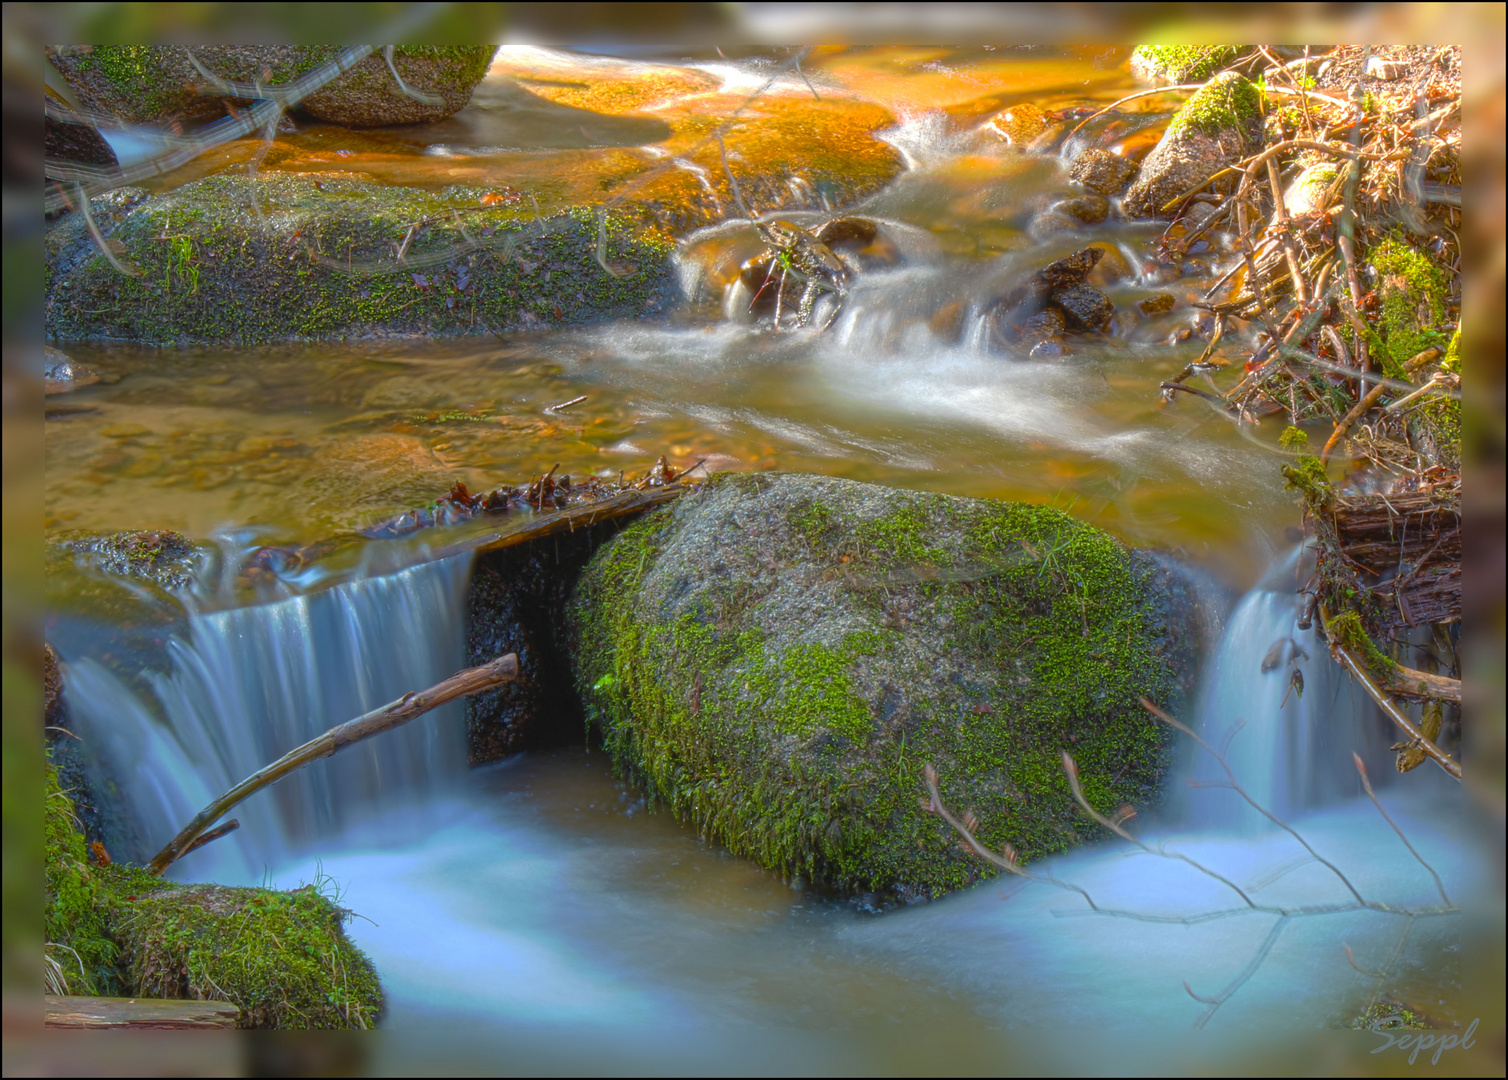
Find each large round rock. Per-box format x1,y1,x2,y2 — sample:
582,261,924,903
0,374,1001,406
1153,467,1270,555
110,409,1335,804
567,473,1198,901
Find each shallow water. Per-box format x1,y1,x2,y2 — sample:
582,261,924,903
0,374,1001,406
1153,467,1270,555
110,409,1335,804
46,44,1467,1054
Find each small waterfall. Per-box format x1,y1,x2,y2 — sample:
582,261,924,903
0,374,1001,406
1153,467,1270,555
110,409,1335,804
64,554,474,882
1176,548,1389,830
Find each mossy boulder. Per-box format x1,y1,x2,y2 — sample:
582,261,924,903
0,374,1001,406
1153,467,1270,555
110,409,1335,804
47,46,492,127
565,473,1198,901
44,173,677,344
1128,46,1252,85
1122,72,1264,219
46,761,382,1028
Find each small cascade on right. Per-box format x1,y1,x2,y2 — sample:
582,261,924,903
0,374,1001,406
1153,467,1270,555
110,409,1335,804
1177,546,1388,832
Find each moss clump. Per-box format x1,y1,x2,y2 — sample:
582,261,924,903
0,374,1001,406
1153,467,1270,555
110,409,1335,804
1328,610,1397,678
1169,71,1264,140
1281,454,1331,504
1130,46,1248,84
567,473,1190,900
1279,426,1310,451
1368,235,1449,378
111,877,383,1029
43,758,382,1028
46,761,121,996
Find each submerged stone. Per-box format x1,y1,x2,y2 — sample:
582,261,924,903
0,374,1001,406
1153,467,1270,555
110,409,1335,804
1122,72,1264,220
566,473,1199,900
1049,283,1115,331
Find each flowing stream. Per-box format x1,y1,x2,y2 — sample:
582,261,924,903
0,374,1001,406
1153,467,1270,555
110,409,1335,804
45,45,1466,1059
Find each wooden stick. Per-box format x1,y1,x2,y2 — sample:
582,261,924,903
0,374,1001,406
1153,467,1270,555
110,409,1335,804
147,653,519,875
46,995,239,1030
180,819,239,860
1320,608,1460,781
1381,664,1461,705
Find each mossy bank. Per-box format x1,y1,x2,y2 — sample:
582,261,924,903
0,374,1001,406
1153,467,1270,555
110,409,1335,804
565,473,1198,902
46,760,382,1028
45,174,678,345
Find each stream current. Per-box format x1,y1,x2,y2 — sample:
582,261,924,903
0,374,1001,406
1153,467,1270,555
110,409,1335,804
45,46,1466,1057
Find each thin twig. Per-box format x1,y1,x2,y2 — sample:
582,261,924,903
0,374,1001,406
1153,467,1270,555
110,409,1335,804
1353,754,1453,905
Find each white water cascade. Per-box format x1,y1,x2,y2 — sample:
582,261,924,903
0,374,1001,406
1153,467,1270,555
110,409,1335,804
58,547,1462,1040
1176,549,1395,831
62,554,474,882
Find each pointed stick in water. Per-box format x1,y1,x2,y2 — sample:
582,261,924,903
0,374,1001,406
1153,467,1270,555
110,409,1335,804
147,652,520,876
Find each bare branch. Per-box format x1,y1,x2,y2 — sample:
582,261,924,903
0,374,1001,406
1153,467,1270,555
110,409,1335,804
1138,697,1370,905
147,653,518,875
1353,754,1453,905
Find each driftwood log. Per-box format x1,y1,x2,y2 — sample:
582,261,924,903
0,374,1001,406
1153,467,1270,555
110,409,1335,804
1314,485,1461,634
147,652,519,875
45,995,239,1029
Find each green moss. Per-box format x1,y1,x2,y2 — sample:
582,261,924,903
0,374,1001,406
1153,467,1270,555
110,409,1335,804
1368,235,1449,377
47,175,678,345
43,758,381,1028
569,474,1182,899
1282,455,1331,504
1328,610,1397,678
1351,1001,1431,1030
1169,72,1264,141
73,46,179,116
1131,45,1246,83
112,875,383,1029
1440,327,1460,373
45,761,120,996
1279,426,1309,451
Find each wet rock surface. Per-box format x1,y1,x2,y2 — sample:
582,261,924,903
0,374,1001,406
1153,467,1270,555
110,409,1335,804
984,246,1115,351
56,528,200,592
1049,282,1114,331
44,346,100,394
1068,148,1138,197
1122,72,1264,220
46,46,492,128
566,472,1198,900
45,174,679,345
465,527,611,762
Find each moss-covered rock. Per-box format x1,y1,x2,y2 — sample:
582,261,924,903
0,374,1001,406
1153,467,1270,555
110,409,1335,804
45,760,382,1028
47,46,491,127
565,473,1197,901
1122,71,1264,219
45,173,678,344
1128,46,1251,85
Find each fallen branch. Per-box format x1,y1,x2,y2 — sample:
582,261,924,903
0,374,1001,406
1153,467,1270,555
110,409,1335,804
46,995,239,1030
1319,608,1460,781
147,652,520,875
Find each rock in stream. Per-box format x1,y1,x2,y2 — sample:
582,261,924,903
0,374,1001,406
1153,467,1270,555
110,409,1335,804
566,473,1202,902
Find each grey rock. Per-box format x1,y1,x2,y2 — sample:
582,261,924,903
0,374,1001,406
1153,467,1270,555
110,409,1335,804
566,472,1199,900
1122,72,1264,220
